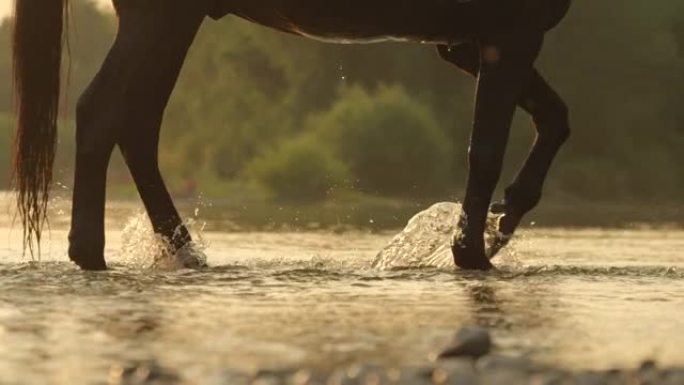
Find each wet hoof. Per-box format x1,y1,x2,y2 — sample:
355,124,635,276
68,245,107,271
69,255,107,271
452,243,494,271
151,242,208,271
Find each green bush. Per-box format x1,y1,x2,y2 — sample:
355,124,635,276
243,135,348,203
312,86,452,197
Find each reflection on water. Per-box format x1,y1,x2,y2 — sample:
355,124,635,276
0,199,683,385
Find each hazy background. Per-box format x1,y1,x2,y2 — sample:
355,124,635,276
1,0,683,227
0,0,109,16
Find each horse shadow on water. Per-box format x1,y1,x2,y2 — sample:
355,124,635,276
11,0,572,271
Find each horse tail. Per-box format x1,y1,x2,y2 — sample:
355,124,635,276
12,0,69,256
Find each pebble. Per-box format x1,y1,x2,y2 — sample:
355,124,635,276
569,372,611,385
326,365,393,385
476,355,532,372
103,342,684,385
106,363,684,385
108,361,181,385
438,327,493,359
661,370,684,385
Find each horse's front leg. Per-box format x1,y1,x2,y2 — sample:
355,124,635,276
453,34,542,270
487,71,569,257
437,44,570,258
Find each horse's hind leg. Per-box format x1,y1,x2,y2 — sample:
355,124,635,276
437,43,569,258
69,2,206,270
441,34,543,269
69,83,117,270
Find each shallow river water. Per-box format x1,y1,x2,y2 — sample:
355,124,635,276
0,201,683,385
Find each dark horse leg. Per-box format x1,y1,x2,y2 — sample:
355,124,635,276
69,2,207,270
437,42,569,258
443,33,544,270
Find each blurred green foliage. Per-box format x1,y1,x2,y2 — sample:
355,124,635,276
311,85,452,197
244,134,348,202
1,0,683,204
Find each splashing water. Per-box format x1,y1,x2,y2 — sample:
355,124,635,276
120,211,209,270
372,202,513,269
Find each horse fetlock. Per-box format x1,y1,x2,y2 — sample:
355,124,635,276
451,241,494,271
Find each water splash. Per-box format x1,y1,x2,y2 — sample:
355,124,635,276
119,211,208,271
372,202,510,270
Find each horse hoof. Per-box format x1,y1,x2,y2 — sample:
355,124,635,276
69,256,108,271
68,244,107,271
452,243,494,271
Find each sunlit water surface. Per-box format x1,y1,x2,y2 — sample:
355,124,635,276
0,200,683,385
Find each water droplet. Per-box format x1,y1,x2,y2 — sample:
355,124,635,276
338,64,347,81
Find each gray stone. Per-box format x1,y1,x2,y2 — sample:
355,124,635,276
435,359,476,375
389,367,434,385
438,327,492,359
252,368,296,385
527,372,567,385
661,369,684,385
479,370,529,385
326,365,391,385
431,366,479,385
213,370,251,385
569,372,611,385
288,369,327,385
108,361,181,385
476,355,532,372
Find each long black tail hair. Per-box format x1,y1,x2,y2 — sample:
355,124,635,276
12,0,68,256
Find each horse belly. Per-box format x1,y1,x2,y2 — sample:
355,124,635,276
226,0,487,44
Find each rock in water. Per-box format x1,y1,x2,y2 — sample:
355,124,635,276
438,327,493,359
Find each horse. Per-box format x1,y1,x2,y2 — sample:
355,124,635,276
11,0,572,271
